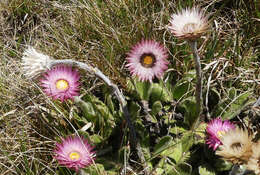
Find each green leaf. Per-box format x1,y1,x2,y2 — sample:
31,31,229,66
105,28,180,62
169,125,188,135
83,164,106,175
126,78,151,100
140,132,152,160
153,136,173,156
181,132,194,153
162,140,182,164
118,146,130,162
228,87,237,99
149,114,158,123
135,79,151,100
172,81,190,100
151,101,163,115
173,163,192,175
207,88,221,111
128,101,141,119
89,134,103,144
221,91,254,120
105,93,115,114
160,133,193,164
199,165,216,175
181,97,198,127
214,159,233,171
195,122,207,144
78,94,116,139
76,98,96,121
150,83,171,103
155,168,164,175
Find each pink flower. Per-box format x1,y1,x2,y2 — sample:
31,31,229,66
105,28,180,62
40,65,80,101
126,39,169,82
54,136,95,171
206,118,235,150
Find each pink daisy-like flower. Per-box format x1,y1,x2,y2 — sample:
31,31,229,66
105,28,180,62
126,39,169,82
169,7,210,40
206,118,235,150
54,136,95,171
40,65,80,102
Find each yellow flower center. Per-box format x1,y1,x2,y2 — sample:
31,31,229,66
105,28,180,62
143,56,153,65
217,130,225,138
140,53,156,68
69,151,80,160
56,79,69,90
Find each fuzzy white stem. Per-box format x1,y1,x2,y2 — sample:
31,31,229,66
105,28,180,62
189,41,202,130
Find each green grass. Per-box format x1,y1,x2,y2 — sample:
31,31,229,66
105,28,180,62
0,0,259,174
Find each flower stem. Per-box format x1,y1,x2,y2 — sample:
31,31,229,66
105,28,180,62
189,41,202,130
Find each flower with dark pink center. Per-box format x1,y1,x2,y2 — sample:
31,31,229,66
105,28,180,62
126,39,169,82
54,136,95,171
40,65,80,101
206,118,235,150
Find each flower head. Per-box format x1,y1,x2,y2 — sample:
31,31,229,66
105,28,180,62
169,7,209,40
22,46,53,78
126,39,169,82
216,128,253,164
54,136,95,171
246,141,260,174
206,118,235,150
40,65,80,101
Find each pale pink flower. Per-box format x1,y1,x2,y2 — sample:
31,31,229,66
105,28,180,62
126,39,169,82
54,136,95,171
206,118,235,150
40,65,80,101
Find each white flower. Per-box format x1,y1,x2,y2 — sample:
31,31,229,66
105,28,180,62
246,141,260,174
21,46,53,78
216,128,253,164
169,7,210,40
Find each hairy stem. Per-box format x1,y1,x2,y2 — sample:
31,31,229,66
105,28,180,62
229,165,240,175
189,41,202,130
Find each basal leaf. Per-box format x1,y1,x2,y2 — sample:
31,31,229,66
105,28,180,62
221,91,254,120
89,134,103,144
135,79,151,100
172,81,190,100
173,163,192,175
150,82,171,103
153,136,173,156
151,101,163,115
214,159,233,171
199,165,216,175
181,97,198,127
